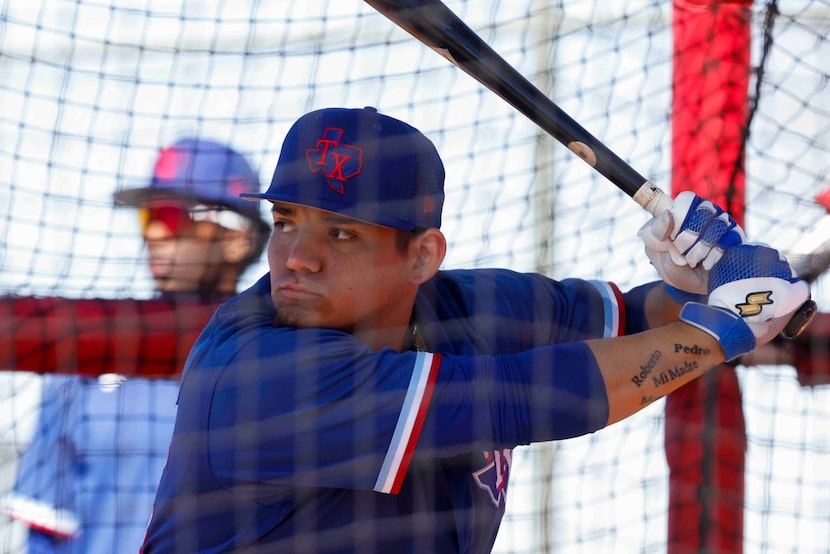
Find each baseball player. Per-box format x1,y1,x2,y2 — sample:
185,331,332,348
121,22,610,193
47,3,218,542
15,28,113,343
141,107,810,553
0,139,269,553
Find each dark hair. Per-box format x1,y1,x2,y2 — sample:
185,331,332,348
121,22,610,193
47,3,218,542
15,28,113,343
395,228,426,256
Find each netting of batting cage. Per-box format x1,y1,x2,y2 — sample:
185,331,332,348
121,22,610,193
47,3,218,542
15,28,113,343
0,0,828,552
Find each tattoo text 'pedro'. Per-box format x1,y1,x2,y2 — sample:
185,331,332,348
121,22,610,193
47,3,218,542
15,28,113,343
674,343,710,355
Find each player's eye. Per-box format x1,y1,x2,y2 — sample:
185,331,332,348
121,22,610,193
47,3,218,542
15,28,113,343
330,227,356,241
273,220,296,233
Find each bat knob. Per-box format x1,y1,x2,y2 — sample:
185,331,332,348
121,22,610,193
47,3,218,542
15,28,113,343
781,299,817,339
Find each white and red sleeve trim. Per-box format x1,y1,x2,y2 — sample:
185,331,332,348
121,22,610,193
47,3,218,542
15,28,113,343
0,492,80,539
373,351,441,495
587,280,625,338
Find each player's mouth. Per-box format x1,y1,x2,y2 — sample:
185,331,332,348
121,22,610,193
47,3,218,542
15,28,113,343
277,281,322,300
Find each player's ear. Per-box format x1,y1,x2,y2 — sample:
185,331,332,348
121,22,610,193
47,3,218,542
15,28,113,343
410,228,446,284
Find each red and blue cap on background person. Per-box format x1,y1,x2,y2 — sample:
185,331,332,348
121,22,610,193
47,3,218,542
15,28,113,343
242,107,445,230
816,184,830,214
114,138,266,226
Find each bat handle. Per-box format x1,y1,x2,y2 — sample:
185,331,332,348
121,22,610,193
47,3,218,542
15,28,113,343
632,181,674,217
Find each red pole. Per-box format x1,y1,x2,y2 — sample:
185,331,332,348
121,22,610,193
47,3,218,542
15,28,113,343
668,1,751,552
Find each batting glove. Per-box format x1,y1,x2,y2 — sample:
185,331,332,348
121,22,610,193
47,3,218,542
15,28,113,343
638,191,746,300
679,243,810,361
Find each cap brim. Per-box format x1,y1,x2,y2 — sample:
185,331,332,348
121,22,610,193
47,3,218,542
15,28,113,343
117,187,268,228
113,187,195,207
239,192,269,202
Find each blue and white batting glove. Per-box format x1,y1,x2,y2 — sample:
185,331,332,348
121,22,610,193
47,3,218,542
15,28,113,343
679,243,810,361
638,191,746,302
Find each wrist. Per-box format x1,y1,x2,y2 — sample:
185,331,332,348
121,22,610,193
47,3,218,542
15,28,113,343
665,284,707,305
679,302,755,361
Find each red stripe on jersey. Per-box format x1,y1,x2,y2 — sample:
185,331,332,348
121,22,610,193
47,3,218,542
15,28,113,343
388,352,442,495
609,282,625,336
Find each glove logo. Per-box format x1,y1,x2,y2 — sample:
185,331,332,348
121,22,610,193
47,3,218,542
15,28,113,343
306,127,364,195
735,291,773,317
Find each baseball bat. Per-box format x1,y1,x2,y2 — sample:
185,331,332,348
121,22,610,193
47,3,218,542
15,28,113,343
364,0,816,339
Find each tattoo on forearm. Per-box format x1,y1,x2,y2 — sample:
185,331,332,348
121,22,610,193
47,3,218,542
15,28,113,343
640,395,657,406
666,360,699,381
630,351,662,387
631,348,704,390
673,343,711,355
630,344,712,408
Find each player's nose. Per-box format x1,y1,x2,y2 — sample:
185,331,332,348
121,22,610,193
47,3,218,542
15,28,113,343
284,231,322,273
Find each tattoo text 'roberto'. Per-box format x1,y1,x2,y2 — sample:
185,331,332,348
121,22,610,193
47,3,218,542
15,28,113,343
631,351,661,387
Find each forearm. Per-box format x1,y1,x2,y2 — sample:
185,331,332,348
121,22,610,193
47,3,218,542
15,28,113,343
643,282,683,328
622,281,684,337
587,321,724,426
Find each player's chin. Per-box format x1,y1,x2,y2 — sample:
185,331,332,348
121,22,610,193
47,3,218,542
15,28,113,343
272,299,328,329
273,311,328,329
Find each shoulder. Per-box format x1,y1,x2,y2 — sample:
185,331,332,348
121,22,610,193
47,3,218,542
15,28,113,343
425,268,554,294
422,268,575,309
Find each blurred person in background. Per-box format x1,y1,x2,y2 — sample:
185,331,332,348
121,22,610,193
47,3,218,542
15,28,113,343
0,139,269,553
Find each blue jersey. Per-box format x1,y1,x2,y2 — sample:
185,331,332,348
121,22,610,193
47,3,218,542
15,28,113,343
7,375,179,554
143,270,654,553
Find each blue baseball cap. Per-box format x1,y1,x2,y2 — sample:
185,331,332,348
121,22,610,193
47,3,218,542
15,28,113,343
114,138,264,223
241,107,445,230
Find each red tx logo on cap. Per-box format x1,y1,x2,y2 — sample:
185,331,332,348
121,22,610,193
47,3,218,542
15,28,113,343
306,128,363,195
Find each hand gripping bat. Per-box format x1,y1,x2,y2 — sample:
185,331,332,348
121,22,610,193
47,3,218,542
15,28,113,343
364,0,816,338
